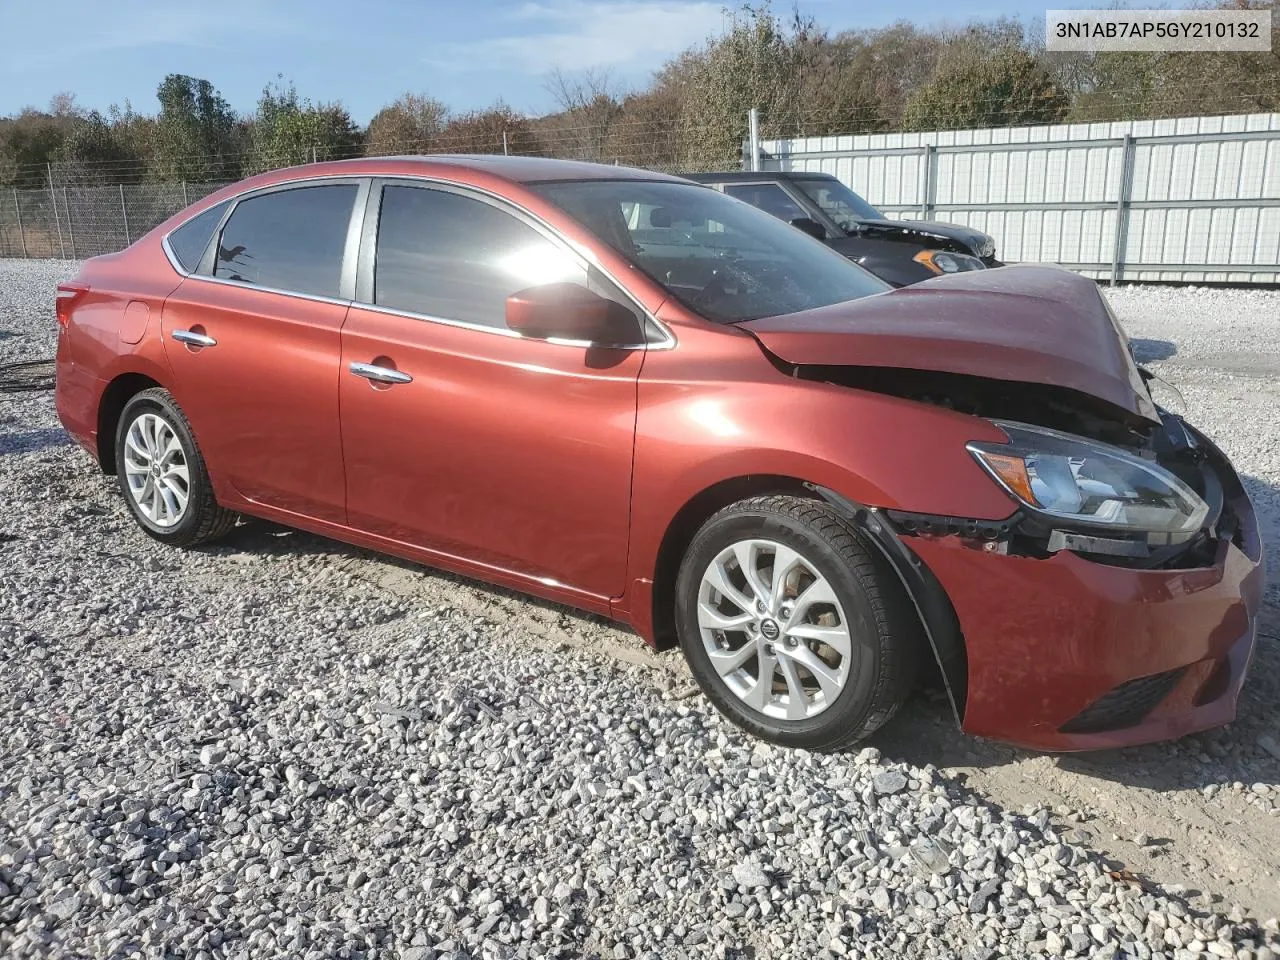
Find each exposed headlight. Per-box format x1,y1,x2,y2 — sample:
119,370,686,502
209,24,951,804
913,249,986,274
967,421,1208,541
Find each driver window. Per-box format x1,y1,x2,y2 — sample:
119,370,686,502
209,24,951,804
374,185,599,330
722,183,808,224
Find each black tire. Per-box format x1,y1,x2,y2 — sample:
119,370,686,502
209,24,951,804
114,388,237,547
675,494,922,751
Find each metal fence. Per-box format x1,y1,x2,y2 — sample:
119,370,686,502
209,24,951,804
5,111,1280,285
0,181,232,261
756,112,1280,284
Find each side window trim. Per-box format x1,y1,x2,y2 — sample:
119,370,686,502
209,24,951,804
354,177,671,349
162,200,235,277
192,176,371,303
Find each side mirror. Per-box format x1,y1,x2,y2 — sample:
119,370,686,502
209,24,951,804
789,217,827,241
505,282,639,345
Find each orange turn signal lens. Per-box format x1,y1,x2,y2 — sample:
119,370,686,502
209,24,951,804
912,250,942,274
977,452,1039,506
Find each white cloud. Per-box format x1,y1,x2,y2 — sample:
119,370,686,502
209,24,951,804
428,0,727,75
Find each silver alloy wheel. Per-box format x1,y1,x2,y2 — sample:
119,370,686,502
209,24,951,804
697,538,853,721
122,412,190,528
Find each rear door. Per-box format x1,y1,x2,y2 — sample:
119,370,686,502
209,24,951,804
161,179,366,524
338,180,646,601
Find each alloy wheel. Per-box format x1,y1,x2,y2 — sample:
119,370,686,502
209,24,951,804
122,412,191,528
696,538,853,721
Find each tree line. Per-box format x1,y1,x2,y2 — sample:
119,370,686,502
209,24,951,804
2,1,1277,187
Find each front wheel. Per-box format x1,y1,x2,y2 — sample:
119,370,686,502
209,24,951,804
675,495,922,751
114,388,237,547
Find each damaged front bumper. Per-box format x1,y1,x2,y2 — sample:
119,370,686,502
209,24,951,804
899,449,1264,751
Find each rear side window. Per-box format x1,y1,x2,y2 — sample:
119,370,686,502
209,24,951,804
214,185,358,298
374,185,611,330
723,183,808,224
168,200,229,272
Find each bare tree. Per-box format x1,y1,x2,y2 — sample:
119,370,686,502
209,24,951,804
48,92,85,119
541,68,623,162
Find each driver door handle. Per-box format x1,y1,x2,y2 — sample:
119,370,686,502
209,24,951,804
349,361,413,385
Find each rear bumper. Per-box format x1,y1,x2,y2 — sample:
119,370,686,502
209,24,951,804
54,353,101,464
906,482,1263,752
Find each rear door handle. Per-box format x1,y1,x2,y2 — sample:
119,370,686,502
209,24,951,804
349,361,413,385
172,329,217,347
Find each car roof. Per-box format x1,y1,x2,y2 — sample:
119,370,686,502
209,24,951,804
680,171,839,184
315,154,691,185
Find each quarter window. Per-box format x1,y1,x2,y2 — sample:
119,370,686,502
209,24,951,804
168,200,229,272
214,184,358,298
374,185,633,333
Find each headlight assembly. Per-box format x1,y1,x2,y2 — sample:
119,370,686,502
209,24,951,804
967,421,1209,542
913,249,986,274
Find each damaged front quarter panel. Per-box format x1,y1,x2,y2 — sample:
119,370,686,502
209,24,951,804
793,364,1233,571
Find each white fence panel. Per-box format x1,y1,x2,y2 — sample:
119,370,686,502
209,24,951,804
758,112,1280,284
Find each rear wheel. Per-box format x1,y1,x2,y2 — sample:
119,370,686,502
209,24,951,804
114,388,237,546
675,495,921,751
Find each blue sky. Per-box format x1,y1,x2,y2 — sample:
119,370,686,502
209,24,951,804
2,0,1056,123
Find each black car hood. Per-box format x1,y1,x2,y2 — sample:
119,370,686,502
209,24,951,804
850,218,994,257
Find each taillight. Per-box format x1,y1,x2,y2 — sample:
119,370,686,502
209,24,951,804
55,281,89,328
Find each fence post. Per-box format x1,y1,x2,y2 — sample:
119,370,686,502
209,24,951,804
13,188,28,259
1111,134,1136,286
119,184,132,246
920,144,938,220
502,130,509,156
63,186,76,259
182,181,189,207
48,163,66,258
747,108,761,172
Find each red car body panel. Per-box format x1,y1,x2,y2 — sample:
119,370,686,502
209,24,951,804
909,482,1264,750
53,156,1264,752
55,248,181,459
161,280,349,524
620,303,1020,641
741,266,1160,425
339,304,642,601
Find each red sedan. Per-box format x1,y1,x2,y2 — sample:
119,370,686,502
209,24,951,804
54,156,1264,751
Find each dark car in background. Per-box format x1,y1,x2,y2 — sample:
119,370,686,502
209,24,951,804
684,171,1001,287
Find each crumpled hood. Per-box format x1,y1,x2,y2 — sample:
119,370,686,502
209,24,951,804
854,218,995,258
740,265,1160,425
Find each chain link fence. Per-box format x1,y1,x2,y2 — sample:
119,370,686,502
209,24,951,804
0,181,232,261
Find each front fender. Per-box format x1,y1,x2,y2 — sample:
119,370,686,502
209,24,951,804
623,322,1017,636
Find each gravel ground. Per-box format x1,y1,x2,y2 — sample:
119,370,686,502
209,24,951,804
2,258,1279,960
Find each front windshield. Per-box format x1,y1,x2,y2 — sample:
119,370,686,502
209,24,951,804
791,178,883,233
531,180,888,324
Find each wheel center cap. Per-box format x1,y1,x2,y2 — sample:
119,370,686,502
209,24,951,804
151,462,162,477
759,619,780,641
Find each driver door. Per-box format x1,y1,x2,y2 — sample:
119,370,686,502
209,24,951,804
339,182,647,603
